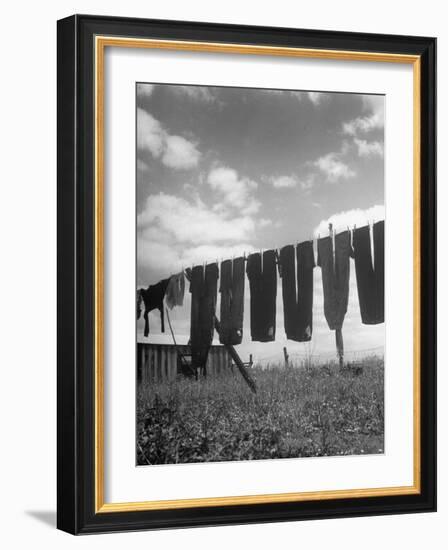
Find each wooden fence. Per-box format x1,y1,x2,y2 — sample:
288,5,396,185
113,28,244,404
137,343,233,384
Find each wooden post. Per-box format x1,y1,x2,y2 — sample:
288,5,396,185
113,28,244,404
328,223,344,369
283,346,289,368
249,354,253,368
336,328,344,369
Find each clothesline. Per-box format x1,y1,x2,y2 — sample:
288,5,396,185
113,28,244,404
137,219,385,369
156,219,383,281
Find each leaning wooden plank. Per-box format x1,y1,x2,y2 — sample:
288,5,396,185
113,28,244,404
213,316,257,394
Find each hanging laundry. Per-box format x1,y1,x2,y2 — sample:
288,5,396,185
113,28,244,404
165,271,185,310
317,231,352,331
246,250,277,342
138,278,170,337
279,245,297,339
136,289,143,319
296,240,315,341
219,257,245,345
373,220,385,323
246,253,263,341
279,242,315,341
352,225,374,323
352,221,384,324
189,263,219,374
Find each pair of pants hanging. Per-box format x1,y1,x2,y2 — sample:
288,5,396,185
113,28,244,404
352,221,384,324
246,250,277,342
189,263,219,372
280,241,315,342
219,257,245,345
317,231,351,331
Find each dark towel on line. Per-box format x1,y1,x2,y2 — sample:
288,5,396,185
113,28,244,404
246,253,263,341
353,225,375,323
219,257,245,345
296,241,315,341
189,263,219,370
317,231,352,331
139,278,170,337
352,222,384,324
246,250,277,342
280,242,315,341
373,220,385,323
279,245,297,340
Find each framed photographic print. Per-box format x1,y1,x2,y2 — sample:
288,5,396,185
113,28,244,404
57,14,436,534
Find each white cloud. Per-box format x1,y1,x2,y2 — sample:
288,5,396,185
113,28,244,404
269,175,297,189
342,94,384,136
266,173,315,192
308,92,326,105
313,152,355,183
298,174,316,191
207,166,260,214
137,83,154,98
137,109,164,157
137,192,258,278
138,192,256,245
171,85,216,103
241,199,261,216
362,95,385,117
162,135,201,169
354,138,384,158
138,238,181,275
258,218,273,228
342,115,382,135
289,91,328,105
313,204,385,236
137,107,201,170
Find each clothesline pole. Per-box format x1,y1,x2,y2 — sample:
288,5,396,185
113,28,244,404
328,222,345,369
166,307,196,378
165,308,178,347
336,328,344,369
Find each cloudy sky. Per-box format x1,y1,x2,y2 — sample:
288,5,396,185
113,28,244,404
136,83,385,362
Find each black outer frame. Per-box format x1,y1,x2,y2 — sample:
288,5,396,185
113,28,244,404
57,14,436,535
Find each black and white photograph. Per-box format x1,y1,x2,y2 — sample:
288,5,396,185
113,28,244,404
135,82,385,466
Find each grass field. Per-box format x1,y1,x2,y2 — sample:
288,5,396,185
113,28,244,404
136,357,384,465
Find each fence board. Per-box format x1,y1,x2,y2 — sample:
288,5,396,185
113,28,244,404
137,343,234,383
